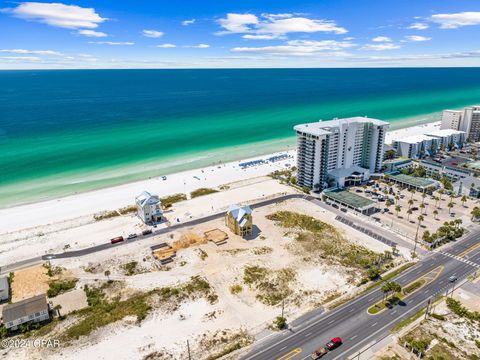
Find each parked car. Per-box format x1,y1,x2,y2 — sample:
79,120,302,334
326,337,343,350
449,275,457,282
311,346,328,359
142,229,152,235
127,233,137,240
383,208,390,212
110,236,124,244
340,208,347,213
161,176,167,180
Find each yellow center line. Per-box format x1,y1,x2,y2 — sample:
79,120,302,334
459,242,480,257
277,347,302,360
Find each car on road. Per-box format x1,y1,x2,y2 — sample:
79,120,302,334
449,275,457,282
325,337,343,350
311,346,328,359
142,229,152,235
110,236,124,244
127,233,137,240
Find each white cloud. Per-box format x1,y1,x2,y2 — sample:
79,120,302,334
4,2,106,29
0,56,41,61
217,13,259,33
184,44,210,48
361,43,401,51
232,40,355,56
142,30,164,38
182,19,195,26
156,44,176,48
372,36,392,42
77,29,107,37
217,13,347,36
430,12,480,29
242,34,286,40
89,41,134,46
0,49,63,55
343,37,355,41
404,35,431,42
408,22,429,30
257,17,347,35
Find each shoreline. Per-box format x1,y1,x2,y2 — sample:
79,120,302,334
0,120,442,234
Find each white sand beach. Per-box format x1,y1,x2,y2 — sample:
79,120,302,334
0,121,440,235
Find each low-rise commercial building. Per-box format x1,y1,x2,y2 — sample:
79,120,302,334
419,160,472,181
425,129,466,149
323,189,377,215
392,134,438,159
388,173,438,192
383,158,413,173
454,175,480,198
2,294,50,331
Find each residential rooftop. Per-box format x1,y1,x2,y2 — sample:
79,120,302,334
2,294,48,323
426,129,466,137
391,134,435,144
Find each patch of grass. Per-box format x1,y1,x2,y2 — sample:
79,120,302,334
229,284,243,294
93,210,120,221
368,294,402,314
391,308,425,333
243,265,296,306
430,313,446,321
267,211,393,273
190,188,219,198
47,279,78,298
402,279,426,296
63,276,216,342
198,249,208,261
43,263,64,277
446,298,480,321
221,248,249,256
122,261,140,276
161,193,187,208
204,330,254,360
118,204,137,215
251,246,273,255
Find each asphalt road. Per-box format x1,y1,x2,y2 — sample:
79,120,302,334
242,230,480,360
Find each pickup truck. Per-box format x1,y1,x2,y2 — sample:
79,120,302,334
311,346,328,359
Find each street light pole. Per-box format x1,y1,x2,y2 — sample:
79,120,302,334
187,340,191,360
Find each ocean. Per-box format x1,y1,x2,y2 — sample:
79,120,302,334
1,68,480,207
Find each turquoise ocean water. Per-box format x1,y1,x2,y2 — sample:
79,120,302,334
1,68,480,207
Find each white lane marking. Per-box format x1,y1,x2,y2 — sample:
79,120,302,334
391,310,397,315
350,335,358,340
280,345,287,351
328,320,335,324
371,322,378,327
349,308,355,313
305,332,312,337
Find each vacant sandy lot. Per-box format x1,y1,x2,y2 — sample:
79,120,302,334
3,198,398,360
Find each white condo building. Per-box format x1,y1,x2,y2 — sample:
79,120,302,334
295,117,388,190
392,129,465,159
441,106,480,142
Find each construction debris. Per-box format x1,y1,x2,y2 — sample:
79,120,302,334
204,229,228,246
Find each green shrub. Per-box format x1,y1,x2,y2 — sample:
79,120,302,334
47,279,78,298
190,188,219,198
274,316,287,330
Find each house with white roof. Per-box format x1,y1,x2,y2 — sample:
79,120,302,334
135,191,163,224
225,204,253,237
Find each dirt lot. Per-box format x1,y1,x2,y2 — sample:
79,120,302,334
11,265,50,302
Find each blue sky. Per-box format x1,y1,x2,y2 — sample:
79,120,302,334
1,0,480,68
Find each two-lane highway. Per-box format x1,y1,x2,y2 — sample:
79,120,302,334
243,230,480,360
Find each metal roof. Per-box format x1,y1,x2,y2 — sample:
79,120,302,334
2,294,48,323
294,116,388,136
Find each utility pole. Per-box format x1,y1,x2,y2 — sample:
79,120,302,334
450,279,458,298
281,299,285,318
187,340,191,360
424,298,431,319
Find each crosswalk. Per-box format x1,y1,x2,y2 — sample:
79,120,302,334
436,250,480,269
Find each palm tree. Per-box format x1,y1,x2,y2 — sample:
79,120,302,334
407,208,413,221
394,195,400,204
471,206,480,221
447,201,454,214
408,199,414,209
104,270,111,281
421,192,427,203
395,205,401,218
419,203,426,215
413,214,425,257
433,209,439,220
461,195,468,207
54,304,62,318
410,188,416,200
434,196,440,209
438,189,445,202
